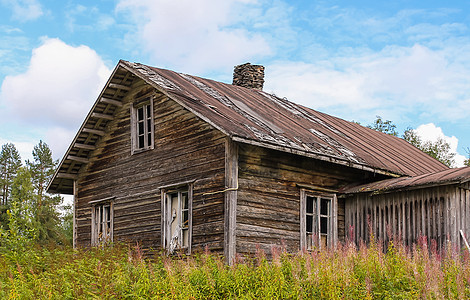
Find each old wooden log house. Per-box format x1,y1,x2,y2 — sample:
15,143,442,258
47,60,470,261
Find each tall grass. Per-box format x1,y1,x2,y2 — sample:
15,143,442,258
1,239,470,299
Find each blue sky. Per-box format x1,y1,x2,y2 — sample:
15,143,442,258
0,0,469,166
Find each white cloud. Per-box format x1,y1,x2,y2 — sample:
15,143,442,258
414,123,466,167
264,43,470,125
1,0,43,21
0,38,111,129
45,127,76,161
116,0,270,74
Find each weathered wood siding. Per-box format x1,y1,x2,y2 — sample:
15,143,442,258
236,143,381,255
345,182,470,251
75,77,226,251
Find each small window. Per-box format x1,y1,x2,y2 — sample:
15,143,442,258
131,98,154,154
301,191,336,250
91,202,113,246
162,186,192,253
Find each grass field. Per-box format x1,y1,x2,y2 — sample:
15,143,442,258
1,238,469,299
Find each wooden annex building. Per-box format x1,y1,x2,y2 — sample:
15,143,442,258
47,60,470,262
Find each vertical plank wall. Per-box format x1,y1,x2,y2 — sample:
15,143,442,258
345,183,470,251
75,77,227,251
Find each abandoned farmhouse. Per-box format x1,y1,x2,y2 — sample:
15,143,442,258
47,60,470,261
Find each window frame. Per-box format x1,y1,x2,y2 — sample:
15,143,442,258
161,184,193,254
91,199,114,246
300,189,337,250
130,96,154,154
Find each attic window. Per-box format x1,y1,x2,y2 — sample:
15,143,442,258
131,97,154,154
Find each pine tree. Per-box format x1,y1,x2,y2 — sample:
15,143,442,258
0,143,22,205
26,140,64,244
27,140,57,207
10,166,36,230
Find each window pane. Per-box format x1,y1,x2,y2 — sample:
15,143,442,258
306,215,313,233
182,193,188,209
138,107,144,120
171,194,178,209
170,194,179,237
320,198,330,216
320,235,327,249
146,104,151,117
105,205,110,222
99,206,103,225
138,122,144,135
320,216,328,234
306,196,314,213
138,136,144,148
182,211,189,228
307,233,313,249
182,229,189,247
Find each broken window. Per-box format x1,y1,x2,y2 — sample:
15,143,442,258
131,97,154,154
301,191,336,250
92,202,113,246
162,186,192,253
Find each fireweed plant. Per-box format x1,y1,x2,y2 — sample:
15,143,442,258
0,238,470,299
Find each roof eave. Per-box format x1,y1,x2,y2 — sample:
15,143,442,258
231,136,403,178
46,61,128,195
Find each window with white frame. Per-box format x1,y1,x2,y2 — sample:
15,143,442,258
301,191,337,250
131,97,154,154
162,186,192,253
91,202,113,246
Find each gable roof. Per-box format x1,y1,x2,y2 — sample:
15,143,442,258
340,166,470,195
47,60,448,194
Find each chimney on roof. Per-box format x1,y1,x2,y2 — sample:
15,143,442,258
232,63,265,90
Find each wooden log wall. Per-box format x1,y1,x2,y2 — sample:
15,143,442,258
75,77,227,252
344,182,470,251
236,143,381,256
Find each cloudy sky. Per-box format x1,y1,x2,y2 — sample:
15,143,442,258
0,0,469,166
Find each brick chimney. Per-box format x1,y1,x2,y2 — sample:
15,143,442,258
232,63,265,90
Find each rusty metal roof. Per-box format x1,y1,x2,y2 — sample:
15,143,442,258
124,61,447,176
340,167,470,195
47,60,449,194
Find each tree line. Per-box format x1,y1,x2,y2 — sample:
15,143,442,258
366,116,470,168
0,141,72,247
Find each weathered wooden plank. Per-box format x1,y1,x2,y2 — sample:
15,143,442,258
82,127,106,136
74,143,96,150
100,97,123,107
108,83,131,91
67,155,89,164
91,112,114,120
466,187,470,243
57,172,78,180
421,189,425,240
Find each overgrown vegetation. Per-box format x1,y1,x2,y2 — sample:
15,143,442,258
0,141,72,246
1,239,470,299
